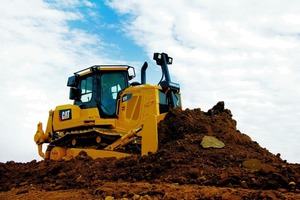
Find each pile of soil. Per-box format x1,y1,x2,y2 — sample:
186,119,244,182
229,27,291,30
1,102,299,199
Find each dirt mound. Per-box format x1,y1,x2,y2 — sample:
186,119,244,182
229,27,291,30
1,102,299,199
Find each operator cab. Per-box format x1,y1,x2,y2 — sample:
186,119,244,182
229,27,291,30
67,65,135,118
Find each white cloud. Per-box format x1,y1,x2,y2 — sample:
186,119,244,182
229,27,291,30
0,0,108,162
109,0,300,163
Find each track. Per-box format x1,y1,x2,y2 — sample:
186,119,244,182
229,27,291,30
45,127,141,159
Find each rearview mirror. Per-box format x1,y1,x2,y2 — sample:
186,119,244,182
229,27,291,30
69,88,80,100
67,75,79,87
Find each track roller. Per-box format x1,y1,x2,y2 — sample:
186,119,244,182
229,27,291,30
50,146,67,161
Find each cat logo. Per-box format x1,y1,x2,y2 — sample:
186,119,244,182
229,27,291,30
59,109,72,121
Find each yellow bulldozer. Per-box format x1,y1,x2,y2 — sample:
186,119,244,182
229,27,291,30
34,52,181,160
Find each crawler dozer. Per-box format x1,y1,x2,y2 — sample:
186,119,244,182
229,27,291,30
34,52,181,160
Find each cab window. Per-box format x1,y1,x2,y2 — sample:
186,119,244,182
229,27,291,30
100,73,126,116
80,76,93,103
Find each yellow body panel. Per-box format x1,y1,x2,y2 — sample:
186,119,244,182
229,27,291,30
51,105,117,132
116,84,161,131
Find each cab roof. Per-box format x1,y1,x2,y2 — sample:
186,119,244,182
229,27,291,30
75,65,131,76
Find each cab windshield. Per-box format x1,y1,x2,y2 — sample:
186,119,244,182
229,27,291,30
100,73,127,116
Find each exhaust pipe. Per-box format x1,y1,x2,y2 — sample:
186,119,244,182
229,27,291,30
141,62,148,84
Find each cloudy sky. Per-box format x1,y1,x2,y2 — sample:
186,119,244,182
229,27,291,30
1,0,299,163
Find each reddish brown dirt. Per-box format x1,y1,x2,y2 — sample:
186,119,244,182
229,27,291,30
1,102,299,199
